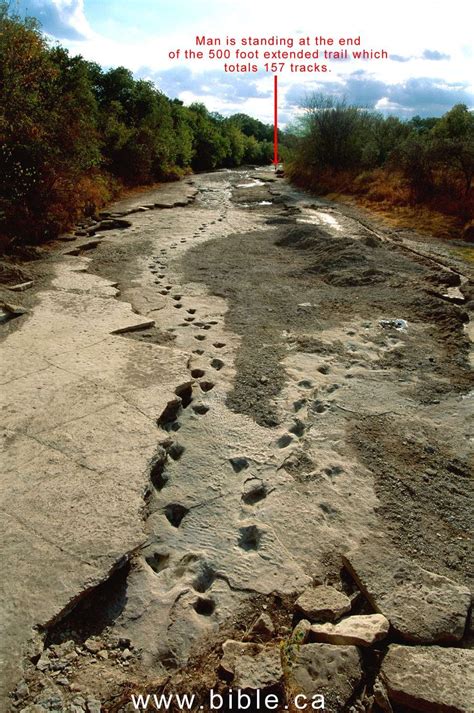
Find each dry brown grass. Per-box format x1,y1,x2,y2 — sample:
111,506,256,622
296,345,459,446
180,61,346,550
287,164,473,242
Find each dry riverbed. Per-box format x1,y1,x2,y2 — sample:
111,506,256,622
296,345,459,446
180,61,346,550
1,168,473,712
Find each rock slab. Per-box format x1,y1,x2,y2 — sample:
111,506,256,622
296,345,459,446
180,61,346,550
343,546,471,643
288,643,362,711
381,644,474,713
294,585,351,623
220,640,283,690
310,613,389,647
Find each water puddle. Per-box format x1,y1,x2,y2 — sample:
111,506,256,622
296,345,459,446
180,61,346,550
241,201,273,208
236,180,265,188
297,211,343,231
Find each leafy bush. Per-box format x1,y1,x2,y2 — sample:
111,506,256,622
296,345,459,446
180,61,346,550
286,93,473,229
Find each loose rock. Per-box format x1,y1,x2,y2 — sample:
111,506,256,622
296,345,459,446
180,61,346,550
343,546,471,643
84,639,102,655
249,613,275,640
288,643,362,712
310,614,389,647
294,585,351,623
381,644,474,713
219,640,283,690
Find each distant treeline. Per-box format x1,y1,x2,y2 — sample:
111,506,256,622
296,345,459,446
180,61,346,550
0,4,282,246
286,95,474,236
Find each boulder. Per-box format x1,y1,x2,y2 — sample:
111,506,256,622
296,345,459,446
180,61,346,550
310,614,389,647
294,585,351,623
288,643,362,711
219,640,283,690
381,644,474,713
342,546,471,643
250,613,275,640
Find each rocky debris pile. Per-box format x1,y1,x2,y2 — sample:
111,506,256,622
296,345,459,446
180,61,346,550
213,549,472,713
11,547,472,712
10,635,139,712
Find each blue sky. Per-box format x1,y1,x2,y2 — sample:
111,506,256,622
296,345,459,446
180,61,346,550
17,0,474,124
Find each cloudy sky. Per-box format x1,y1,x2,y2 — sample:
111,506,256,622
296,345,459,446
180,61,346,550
18,0,474,124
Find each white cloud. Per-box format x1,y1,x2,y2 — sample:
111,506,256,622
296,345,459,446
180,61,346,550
26,0,474,120
19,0,93,40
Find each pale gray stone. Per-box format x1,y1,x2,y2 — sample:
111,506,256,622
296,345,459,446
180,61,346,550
310,614,389,646
220,640,282,690
288,643,362,711
295,585,351,623
381,644,474,713
343,546,471,643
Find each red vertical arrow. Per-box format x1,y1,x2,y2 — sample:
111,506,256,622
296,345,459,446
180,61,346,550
272,75,279,166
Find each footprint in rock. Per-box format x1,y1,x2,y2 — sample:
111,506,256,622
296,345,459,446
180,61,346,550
192,403,210,415
190,368,206,379
293,399,306,412
213,342,226,349
203,325,212,330
193,597,216,616
298,379,313,389
195,334,206,341
210,358,224,371
167,442,185,461
173,295,182,301
277,434,293,448
150,450,169,491
242,480,267,505
144,549,170,574
193,564,215,592
312,400,327,414
200,381,215,392
229,457,249,473
175,382,193,408
159,289,169,295
238,525,262,551
193,349,204,356
174,304,183,309
318,365,331,374
164,503,189,528
187,308,197,314
184,317,195,323
324,465,344,479
289,419,305,438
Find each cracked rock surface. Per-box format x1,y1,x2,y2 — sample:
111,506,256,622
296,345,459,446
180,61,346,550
1,169,472,711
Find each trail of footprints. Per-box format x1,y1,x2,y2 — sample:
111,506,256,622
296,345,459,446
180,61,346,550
141,181,355,629
142,205,273,619
143,195,317,621
142,359,273,619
